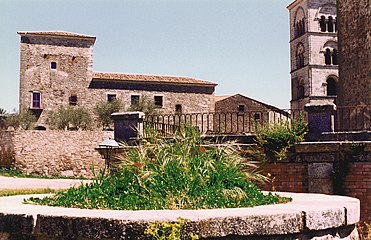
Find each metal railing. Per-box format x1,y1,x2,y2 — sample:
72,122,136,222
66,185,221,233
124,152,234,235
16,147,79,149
144,110,300,136
336,105,371,131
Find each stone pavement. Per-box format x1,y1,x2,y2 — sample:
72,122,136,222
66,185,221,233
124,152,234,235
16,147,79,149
0,176,90,190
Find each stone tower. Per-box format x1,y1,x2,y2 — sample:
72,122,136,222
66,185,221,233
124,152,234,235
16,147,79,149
288,0,338,111
337,0,370,131
18,31,96,128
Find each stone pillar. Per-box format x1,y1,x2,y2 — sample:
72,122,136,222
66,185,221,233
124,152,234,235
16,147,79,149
111,112,145,144
308,163,334,194
304,103,336,141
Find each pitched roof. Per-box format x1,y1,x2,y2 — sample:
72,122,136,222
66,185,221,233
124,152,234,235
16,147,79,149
17,31,96,40
92,72,217,87
214,95,231,102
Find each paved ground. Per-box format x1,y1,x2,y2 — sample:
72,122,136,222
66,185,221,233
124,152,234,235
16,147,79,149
0,176,91,189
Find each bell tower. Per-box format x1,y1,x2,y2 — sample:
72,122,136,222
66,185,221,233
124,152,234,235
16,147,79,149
288,0,338,111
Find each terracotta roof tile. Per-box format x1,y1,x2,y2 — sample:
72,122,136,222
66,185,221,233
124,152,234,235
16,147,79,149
92,72,217,86
17,31,96,40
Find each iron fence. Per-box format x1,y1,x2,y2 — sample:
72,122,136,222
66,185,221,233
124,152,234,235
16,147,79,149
144,110,303,136
336,105,371,131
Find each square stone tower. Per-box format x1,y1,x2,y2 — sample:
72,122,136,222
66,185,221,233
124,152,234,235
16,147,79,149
18,31,96,128
336,0,370,131
288,0,338,111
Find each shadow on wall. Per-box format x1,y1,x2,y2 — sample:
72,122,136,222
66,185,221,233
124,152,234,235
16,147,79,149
0,130,15,167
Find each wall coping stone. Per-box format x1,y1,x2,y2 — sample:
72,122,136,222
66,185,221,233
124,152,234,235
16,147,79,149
295,141,371,153
0,192,360,239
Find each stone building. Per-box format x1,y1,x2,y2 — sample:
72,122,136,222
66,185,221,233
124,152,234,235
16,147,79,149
288,0,338,111
336,0,370,131
214,94,289,133
17,31,217,129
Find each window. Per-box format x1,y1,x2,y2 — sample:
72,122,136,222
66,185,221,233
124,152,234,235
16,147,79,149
238,105,245,112
332,49,338,65
254,113,261,121
327,77,337,96
320,16,327,32
175,104,182,114
154,96,163,108
296,43,305,69
32,92,41,108
324,48,338,65
297,85,305,99
319,15,337,33
51,62,57,69
325,48,332,65
69,95,77,106
107,94,117,102
131,95,140,106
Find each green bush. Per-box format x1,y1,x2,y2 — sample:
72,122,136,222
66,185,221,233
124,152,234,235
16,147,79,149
94,100,122,130
47,106,92,130
5,111,37,130
29,127,290,210
253,117,308,161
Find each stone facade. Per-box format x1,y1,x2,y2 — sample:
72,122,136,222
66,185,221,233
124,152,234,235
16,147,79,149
18,31,216,129
214,94,290,133
336,0,371,131
288,0,338,111
0,130,113,178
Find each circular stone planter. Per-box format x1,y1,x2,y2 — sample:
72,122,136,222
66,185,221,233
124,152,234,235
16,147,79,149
0,192,360,239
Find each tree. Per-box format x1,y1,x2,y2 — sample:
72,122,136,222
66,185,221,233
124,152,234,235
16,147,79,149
0,108,6,129
0,108,6,115
47,106,92,130
5,111,37,130
94,100,122,130
127,97,157,115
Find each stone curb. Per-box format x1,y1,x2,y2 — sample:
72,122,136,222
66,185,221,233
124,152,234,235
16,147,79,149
0,192,360,239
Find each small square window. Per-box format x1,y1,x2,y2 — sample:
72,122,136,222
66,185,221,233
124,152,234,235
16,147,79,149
32,92,41,109
254,113,261,121
69,95,77,106
51,62,57,69
175,104,182,114
238,105,245,112
131,95,140,106
154,96,163,108
107,94,117,102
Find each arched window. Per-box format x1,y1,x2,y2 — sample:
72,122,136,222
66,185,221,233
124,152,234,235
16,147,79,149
320,16,327,32
332,49,338,65
296,43,305,69
326,77,336,96
297,84,305,99
328,16,334,32
325,48,332,65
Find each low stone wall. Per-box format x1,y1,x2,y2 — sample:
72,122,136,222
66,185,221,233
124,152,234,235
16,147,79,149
259,141,371,222
0,130,113,178
0,193,360,239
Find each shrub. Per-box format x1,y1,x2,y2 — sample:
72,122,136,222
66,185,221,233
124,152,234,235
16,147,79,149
5,111,37,130
29,127,290,210
47,106,92,130
253,117,308,161
94,100,122,130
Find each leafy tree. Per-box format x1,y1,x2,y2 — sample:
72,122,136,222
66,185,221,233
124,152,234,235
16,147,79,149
5,111,37,130
47,106,92,130
127,97,157,115
0,108,6,115
0,108,6,129
94,100,122,130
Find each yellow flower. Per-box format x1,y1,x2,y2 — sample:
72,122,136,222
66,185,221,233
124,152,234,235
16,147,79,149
98,196,104,199
114,198,120,201
267,173,272,177
206,175,210,179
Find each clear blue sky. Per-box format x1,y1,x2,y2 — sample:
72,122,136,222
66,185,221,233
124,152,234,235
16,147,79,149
0,0,293,113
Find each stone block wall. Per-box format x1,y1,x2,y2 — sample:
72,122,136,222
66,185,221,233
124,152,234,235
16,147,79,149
0,130,113,178
259,141,371,222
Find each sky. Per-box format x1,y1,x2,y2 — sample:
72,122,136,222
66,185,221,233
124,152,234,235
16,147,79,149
0,0,294,113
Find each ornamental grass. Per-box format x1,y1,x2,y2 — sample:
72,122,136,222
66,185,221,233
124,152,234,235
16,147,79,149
29,127,290,210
